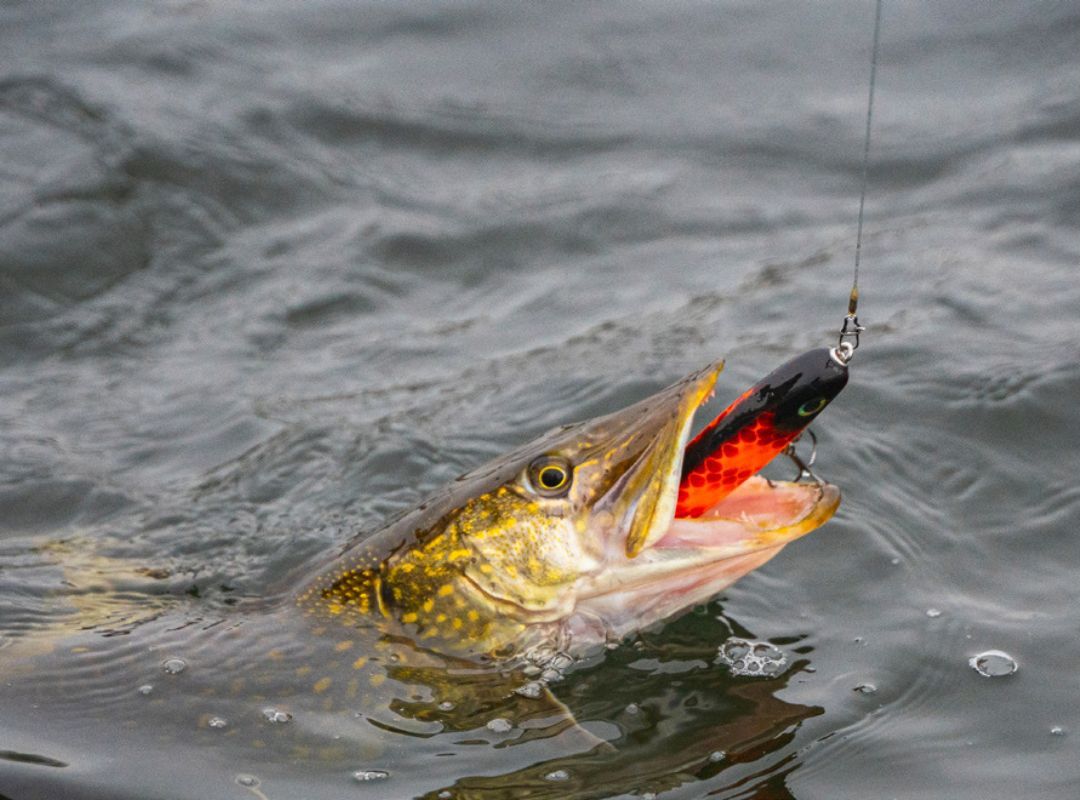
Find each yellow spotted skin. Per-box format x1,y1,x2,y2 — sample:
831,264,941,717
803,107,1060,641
296,486,576,655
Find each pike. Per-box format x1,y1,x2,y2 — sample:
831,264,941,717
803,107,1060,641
1,354,846,798
298,352,845,657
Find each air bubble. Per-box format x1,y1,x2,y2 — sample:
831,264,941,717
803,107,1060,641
515,681,543,699
716,637,787,678
236,774,259,788
485,718,513,734
137,684,154,696
968,650,1017,678
708,750,726,763
624,703,641,715
262,707,293,724
1051,726,1067,737
854,683,877,695
550,654,572,670
543,769,570,782
352,770,390,782
437,701,455,712
161,657,187,675
208,716,228,729
437,792,453,800
925,608,942,618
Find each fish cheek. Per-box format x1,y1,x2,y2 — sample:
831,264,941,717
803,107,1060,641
463,512,583,615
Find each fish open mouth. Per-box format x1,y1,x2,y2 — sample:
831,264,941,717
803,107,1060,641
655,475,839,553
617,361,839,558
576,362,840,632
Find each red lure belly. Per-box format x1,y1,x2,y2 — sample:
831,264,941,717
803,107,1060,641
675,348,849,519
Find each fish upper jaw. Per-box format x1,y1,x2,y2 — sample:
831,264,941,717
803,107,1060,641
601,362,723,561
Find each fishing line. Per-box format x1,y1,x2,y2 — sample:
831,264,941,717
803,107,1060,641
782,0,882,480
832,0,882,365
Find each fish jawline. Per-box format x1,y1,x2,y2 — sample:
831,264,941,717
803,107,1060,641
572,476,840,638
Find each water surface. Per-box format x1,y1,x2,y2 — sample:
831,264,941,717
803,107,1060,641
2,1,1079,798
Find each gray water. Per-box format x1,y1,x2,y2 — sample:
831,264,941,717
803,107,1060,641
2,1,1079,798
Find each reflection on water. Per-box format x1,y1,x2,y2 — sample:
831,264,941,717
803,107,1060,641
0,570,818,799
428,624,821,800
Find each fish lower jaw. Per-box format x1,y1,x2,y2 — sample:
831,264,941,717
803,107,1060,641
574,546,788,643
652,476,839,552
573,477,839,631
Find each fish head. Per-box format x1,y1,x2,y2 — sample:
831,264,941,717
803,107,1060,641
305,359,840,658
449,362,726,624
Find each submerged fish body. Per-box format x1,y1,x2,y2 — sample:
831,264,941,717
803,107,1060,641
0,358,840,798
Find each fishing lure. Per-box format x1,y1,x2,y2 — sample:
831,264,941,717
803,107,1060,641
676,348,849,518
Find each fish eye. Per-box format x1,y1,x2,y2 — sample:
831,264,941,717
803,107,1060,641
798,397,828,417
528,456,572,496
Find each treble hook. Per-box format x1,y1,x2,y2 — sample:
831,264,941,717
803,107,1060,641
782,428,821,483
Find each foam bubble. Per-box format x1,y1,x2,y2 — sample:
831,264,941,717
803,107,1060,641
352,770,390,782
968,650,1017,678
161,657,187,675
715,637,787,678
262,707,293,724
514,681,543,699
485,717,513,734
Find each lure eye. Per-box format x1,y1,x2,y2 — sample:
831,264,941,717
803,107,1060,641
798,397,828,417
528,457,572,496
